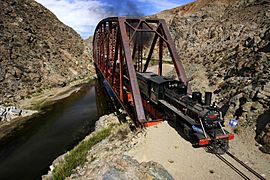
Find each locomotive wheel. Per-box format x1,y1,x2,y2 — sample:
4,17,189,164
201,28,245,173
183,124,192,139
211,139,229,155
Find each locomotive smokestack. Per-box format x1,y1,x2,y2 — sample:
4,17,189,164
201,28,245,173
205,92,212,106
192,92,202,104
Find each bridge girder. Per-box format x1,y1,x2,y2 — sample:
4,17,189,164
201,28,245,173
93,17,190,126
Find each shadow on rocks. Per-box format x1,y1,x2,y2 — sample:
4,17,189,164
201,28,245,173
255,110,270,154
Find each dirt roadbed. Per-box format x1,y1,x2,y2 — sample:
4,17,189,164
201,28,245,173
127,121,269,180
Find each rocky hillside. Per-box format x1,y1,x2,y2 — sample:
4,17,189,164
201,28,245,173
0,0,93,105
153,0,270,152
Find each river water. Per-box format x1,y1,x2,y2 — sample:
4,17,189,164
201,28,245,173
0,81,111,179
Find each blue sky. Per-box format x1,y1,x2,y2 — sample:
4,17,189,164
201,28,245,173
36,0,194,39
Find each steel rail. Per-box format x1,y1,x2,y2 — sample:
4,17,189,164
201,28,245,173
215,153,250,180
226,151,266,180
211,148,266,180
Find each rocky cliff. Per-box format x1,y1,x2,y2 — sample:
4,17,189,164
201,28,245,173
0,0,93,105
153,0,270,152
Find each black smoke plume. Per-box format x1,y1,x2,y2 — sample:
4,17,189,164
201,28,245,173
104,0,143,16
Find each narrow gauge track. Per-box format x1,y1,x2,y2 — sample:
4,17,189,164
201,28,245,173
214,150,266,180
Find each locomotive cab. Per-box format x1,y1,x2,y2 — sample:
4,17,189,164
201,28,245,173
137,72,187,103
137,72,172,104
149,75,173,103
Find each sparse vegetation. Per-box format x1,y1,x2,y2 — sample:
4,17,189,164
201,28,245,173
233,127,240,134
52,127,113,180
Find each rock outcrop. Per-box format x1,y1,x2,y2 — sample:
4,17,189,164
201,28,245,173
0,105,37,122
0,0,93,105
72,154,174,180
153,0,270,152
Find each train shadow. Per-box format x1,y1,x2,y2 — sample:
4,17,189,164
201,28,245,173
167,120,199,148
167,121,220,154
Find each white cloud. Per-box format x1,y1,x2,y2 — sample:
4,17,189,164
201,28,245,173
35,0,112,38
35,0,188,39
137,0,182,11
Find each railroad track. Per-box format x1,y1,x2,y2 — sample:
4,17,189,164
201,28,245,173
214,151,266,180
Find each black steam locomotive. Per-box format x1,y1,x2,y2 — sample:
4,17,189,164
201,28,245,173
137,72,234,154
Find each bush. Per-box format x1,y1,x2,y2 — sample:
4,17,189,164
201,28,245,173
52,127,112,180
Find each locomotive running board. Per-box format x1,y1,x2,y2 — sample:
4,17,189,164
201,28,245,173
159,100,197,125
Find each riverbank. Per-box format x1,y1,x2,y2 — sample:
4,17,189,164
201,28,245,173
0,79,100,179
18,75,96,110
43,114,173,180
0,75,96,141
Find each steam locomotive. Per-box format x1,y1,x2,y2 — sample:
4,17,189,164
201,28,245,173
137,72,234,154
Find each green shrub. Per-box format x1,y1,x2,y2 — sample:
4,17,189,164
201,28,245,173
234,127,240,134
52,127,112,180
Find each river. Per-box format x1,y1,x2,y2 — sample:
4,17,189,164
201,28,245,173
0,80,111,179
